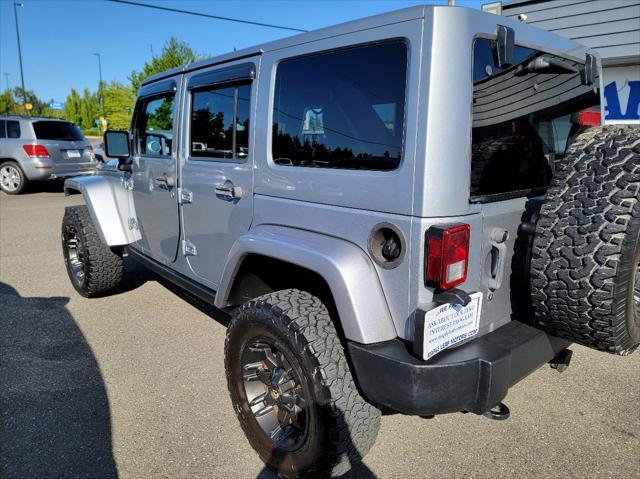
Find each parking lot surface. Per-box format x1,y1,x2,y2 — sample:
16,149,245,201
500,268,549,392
1,189,639,479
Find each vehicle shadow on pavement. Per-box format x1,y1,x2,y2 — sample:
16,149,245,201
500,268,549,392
23,180,66,194
0,282,118,479
122,256,232,327
255,405,379,479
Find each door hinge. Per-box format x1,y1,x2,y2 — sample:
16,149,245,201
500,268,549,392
121,174,134,190
178,188,193,204
182,239,197,256
128,217,138,230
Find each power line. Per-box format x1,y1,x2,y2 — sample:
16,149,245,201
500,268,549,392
105,0,307,33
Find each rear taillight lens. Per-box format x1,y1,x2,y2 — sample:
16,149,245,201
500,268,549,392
23,145,50,158
577,110,601,126
571,109,601,127
425,224,470,290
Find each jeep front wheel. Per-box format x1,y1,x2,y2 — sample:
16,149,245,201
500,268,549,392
62,205,123,297
224,289,380,478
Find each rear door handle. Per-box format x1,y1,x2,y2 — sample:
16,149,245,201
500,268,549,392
215,181,243,200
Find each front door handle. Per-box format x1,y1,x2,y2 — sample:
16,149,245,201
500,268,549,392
154,175,175,188
215,181,243,200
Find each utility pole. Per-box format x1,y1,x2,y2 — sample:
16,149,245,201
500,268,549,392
94,53,105,130
3,73,9,92
13,2,27,114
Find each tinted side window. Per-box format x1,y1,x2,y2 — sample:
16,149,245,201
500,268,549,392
190,83,250,160
133,93,175,156
272,41,407,171
33,121,81,140
7,121,21,139
471,38,599,200
0,120,6,139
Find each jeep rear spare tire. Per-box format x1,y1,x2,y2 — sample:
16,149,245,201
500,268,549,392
531,125,640,355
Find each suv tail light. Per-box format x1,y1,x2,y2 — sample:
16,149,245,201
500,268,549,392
23,145,50,158
571,109,601,127
425,224,470,290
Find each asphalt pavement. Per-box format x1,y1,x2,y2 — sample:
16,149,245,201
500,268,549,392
1,187,638,479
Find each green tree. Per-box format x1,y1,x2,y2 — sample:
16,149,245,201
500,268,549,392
0,90,20,115
79,88,100,129
0,87,56,117
146,96,174,131
129,37,196,91
64,88,82,125
103,81,135,130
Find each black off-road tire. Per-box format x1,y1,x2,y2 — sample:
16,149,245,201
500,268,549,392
61,205,123,297
0,161,27,194
225,289,380,478
531,125,640,355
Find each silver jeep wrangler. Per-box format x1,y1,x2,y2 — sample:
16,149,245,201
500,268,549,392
61,5,639,477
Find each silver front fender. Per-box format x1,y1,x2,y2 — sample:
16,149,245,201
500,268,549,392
64,174,140,246
216,225,397,344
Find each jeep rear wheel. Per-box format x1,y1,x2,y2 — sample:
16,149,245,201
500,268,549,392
224,289,380,478
62,205,123,297
531,125,640,355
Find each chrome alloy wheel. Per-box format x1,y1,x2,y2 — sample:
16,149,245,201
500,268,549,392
241,338,308,450
0,164,21,192
64,224,86,284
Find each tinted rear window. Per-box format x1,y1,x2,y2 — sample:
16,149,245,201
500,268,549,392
471,38,599,201
0,120,20,139
32,121,84,141
272,41,408,171
7,121,20,138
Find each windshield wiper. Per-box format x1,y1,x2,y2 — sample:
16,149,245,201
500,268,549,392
515,55,578,76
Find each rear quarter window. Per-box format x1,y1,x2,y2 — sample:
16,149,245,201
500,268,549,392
272,40,408,171
7,121,21,138
32,121,84,141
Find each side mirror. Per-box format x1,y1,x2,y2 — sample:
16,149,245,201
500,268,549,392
495,25,515,69
581,53,596,86
104,130,132,172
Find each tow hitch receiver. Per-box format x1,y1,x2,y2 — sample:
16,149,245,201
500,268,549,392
483,402,510,421
550,348,573,373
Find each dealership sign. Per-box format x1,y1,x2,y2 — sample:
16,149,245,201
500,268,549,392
603,66,640,124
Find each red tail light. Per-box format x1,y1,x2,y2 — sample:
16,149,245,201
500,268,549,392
23,145,50,158
425,224,470,290
577,110,601,126
571,109,601,127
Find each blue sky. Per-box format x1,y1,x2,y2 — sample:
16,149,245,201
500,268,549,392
0,0,484,102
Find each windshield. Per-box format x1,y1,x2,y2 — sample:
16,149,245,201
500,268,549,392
32,121,84,141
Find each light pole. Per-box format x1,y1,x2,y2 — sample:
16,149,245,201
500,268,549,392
13,2,27,114
3,73,9,92
94,53,105,130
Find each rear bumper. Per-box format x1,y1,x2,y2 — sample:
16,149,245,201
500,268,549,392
50,168,98,179
347,320,570,416
23,159,98,180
